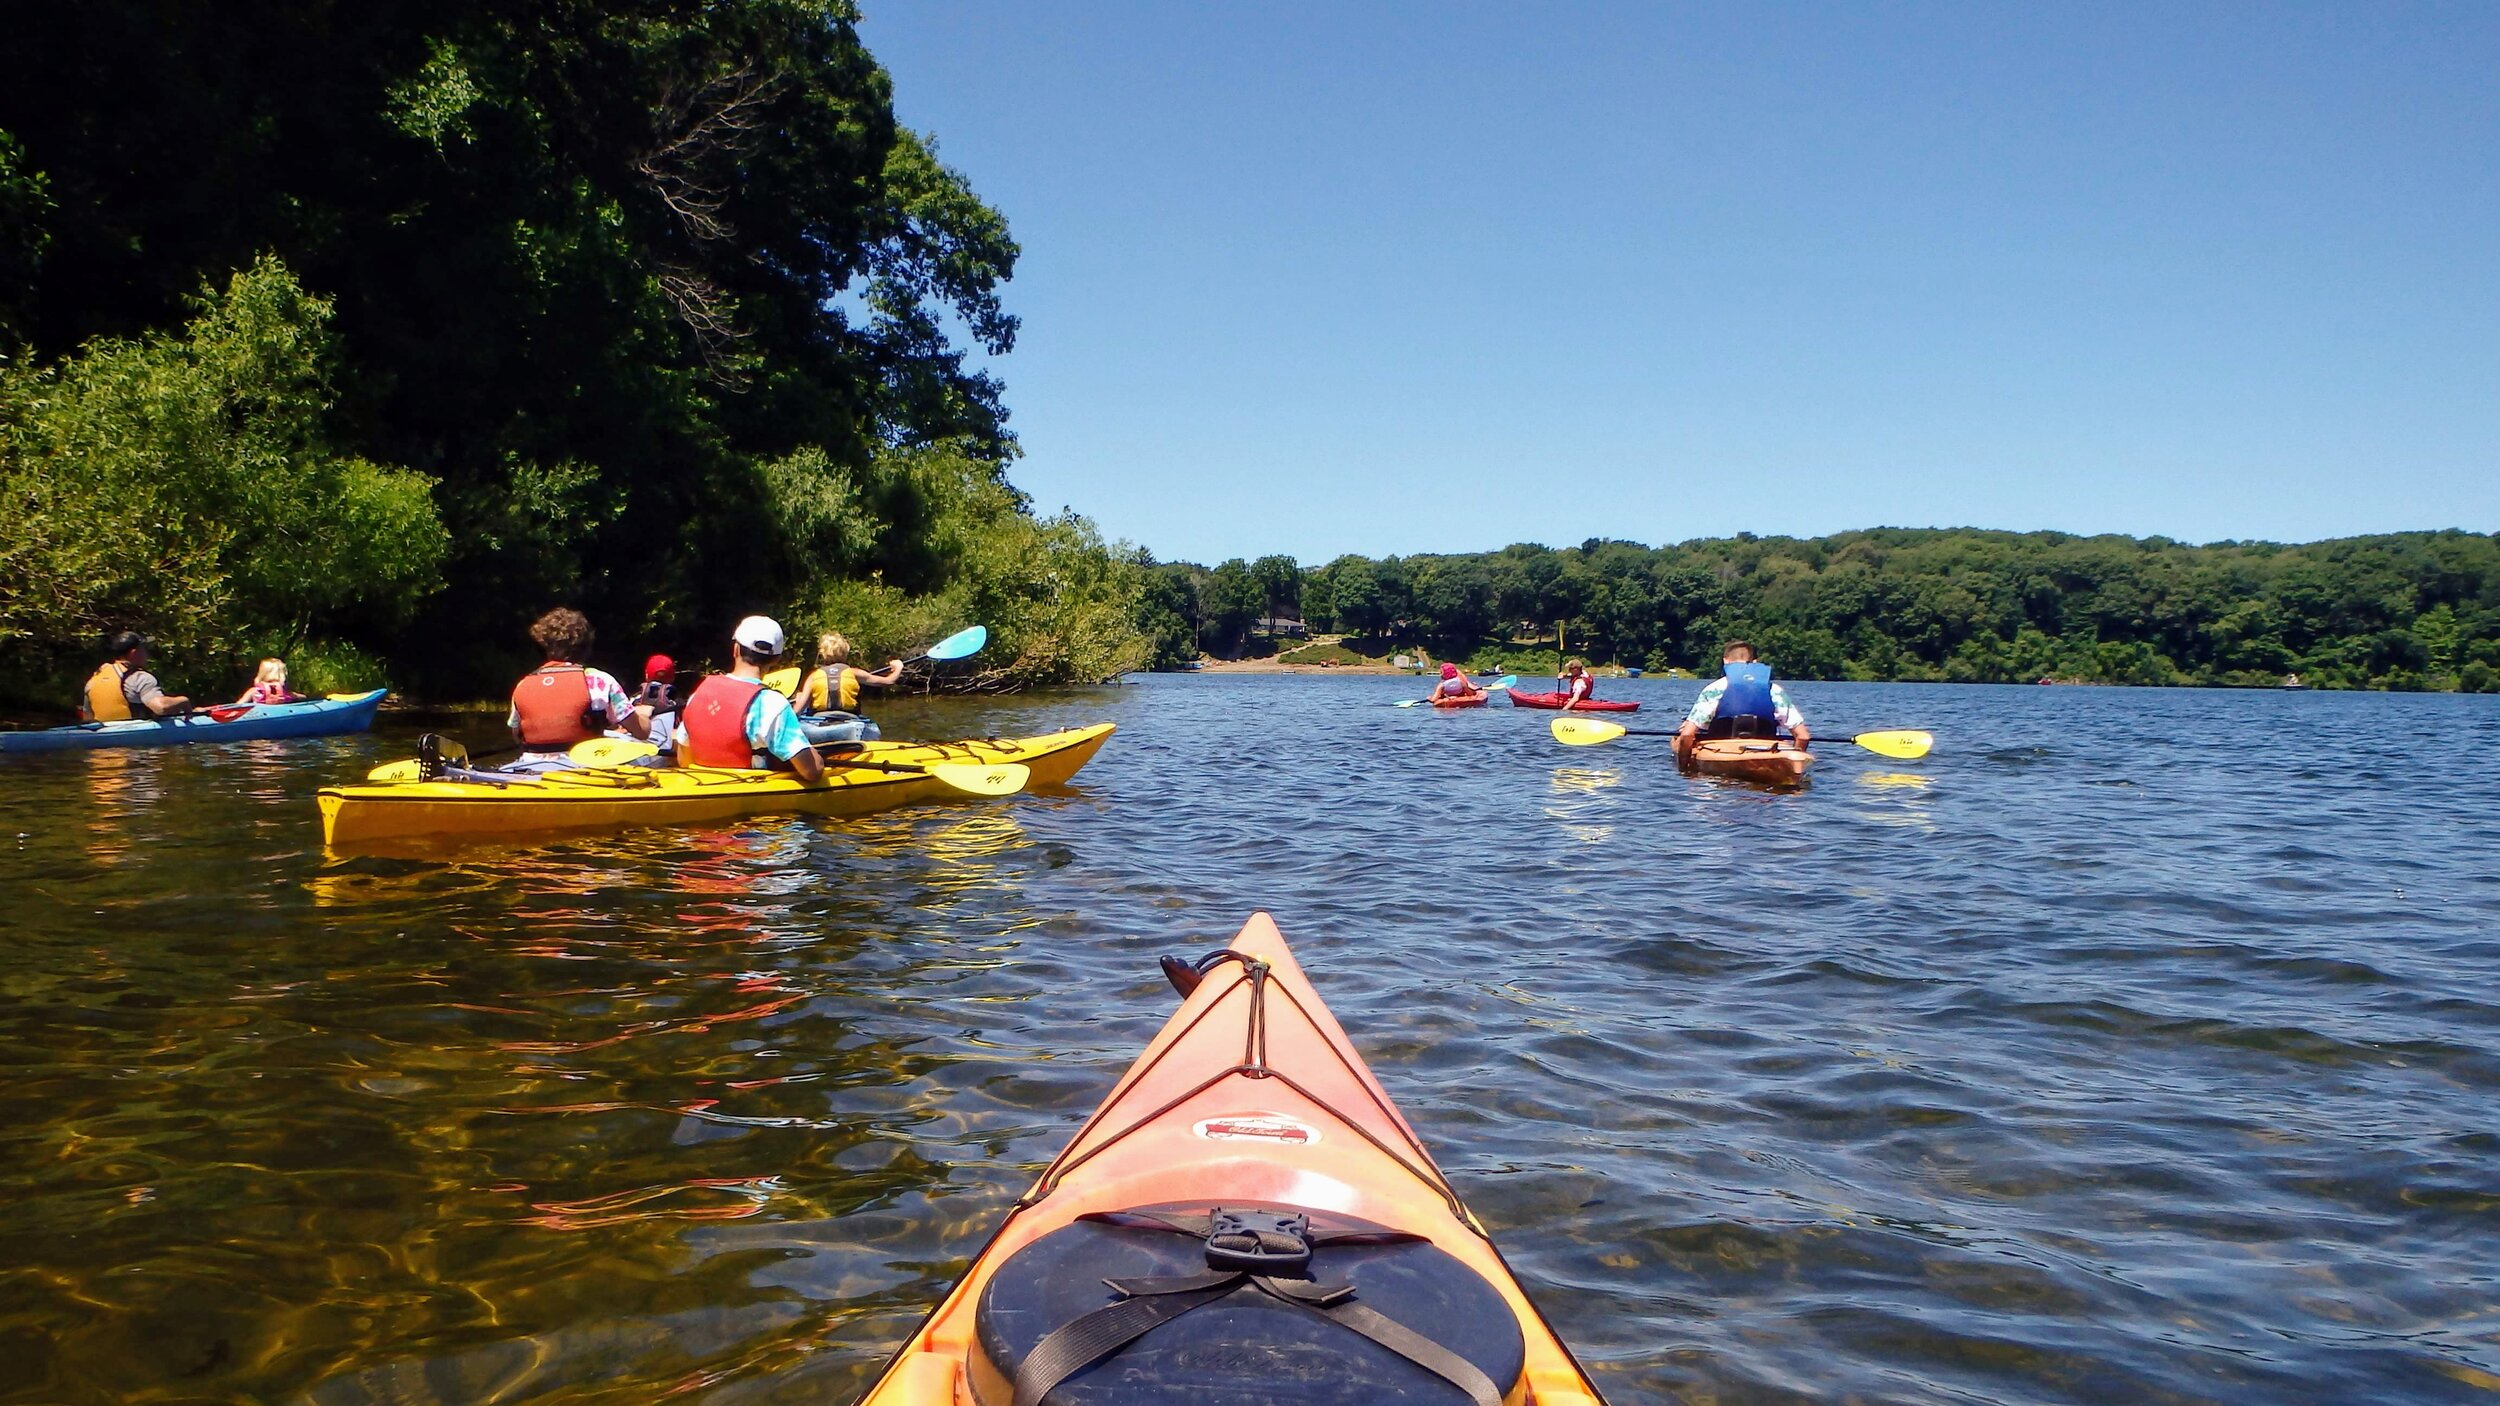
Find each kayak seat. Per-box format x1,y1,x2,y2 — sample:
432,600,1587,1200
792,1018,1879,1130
972,1200,1524,1406
799,711,882,745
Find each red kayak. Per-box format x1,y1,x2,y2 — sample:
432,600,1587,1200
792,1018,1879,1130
1505,689,1640,713
1431,692,1490,708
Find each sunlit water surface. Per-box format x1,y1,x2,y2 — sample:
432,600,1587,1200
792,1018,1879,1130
2,676,2496,1404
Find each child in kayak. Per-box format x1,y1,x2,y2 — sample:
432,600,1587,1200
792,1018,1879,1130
1425,662,1485,703
1556,658,1595,712
632,654,680,758
235,658,299,705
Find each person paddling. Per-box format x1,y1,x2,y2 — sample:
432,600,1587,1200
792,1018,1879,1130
1425,661,1485,704
81,632,191,721
1674,640,1810,768
1556,658,1596,712
674,616,826,782
795,631,903,718
507,609,647,771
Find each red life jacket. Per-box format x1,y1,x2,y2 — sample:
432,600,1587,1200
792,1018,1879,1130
511,663,601,748
680,674,768,768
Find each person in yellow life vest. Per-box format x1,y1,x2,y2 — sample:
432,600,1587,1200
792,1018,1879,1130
793,631,904,715
81,632,191,721
506,608,648,771
676,616,826,783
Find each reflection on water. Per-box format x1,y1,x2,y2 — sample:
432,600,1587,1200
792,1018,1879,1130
2,679,2498,1403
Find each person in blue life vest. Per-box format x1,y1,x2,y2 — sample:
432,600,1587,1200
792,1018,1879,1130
1674,640,1811,768
674,616,827,783
507,608,650,770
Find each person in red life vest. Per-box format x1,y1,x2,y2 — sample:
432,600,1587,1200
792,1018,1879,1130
81,631,190,721
1424,661,1484,703
506,608,648,770
1556,657,1596,712
673,616,826,783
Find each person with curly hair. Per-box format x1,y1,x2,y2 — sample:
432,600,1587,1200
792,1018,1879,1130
507,608,647,769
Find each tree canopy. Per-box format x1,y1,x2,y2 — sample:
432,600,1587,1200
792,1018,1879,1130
1156,529,2500,691
1,0,1146,700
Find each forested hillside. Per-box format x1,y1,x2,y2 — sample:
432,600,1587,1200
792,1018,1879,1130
0,1,1145,704
1150,530,2500,690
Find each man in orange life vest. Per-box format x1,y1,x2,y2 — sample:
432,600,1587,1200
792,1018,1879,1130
507,608,648,770
673,616,826,783
81,631,191,721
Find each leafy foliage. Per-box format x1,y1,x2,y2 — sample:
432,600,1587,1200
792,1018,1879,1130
1160,530,2500,690
0,259,445,692
2,1,1148,699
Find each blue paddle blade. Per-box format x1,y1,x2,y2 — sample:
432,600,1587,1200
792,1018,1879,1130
924,625,988,661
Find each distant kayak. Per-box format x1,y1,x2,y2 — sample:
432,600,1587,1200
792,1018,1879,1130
0,690,387,755
1688,736,1813,786
851,912,1608,1406
1430,692,1490,708
1505,689,1640,713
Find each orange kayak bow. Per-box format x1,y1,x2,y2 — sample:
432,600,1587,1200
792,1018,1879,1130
856,912,1607,1406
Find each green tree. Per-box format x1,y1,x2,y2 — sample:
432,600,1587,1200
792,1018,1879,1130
0,258,445,690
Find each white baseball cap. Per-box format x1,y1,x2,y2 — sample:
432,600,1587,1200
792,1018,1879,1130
732,615,785,655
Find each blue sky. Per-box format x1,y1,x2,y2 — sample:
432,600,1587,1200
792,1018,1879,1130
859,2,2499,566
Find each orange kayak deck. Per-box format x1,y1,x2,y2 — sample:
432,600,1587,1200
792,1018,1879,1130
1687,736,1814,786
856,912,1606,1405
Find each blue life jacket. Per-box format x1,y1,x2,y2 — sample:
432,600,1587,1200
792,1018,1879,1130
1716,662,1778,726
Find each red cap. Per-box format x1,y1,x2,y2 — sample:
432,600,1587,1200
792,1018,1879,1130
1440,662,1460,678
642,654,675,683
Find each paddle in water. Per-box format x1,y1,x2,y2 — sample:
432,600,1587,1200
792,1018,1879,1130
1394,674,1518,707
1548,715,1934,758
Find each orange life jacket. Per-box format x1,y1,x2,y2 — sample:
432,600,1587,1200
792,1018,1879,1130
680,674,768,768
510,663,601,748
84,663,134,722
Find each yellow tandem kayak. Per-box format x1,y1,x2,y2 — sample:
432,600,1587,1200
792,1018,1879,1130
316,723,1115,848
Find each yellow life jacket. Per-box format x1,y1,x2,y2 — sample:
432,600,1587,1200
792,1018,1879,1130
800,667,862,714
84,662,134,722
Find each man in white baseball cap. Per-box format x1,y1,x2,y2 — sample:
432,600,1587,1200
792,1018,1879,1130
673,615,826,781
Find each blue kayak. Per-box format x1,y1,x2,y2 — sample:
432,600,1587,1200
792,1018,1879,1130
0,689,388,755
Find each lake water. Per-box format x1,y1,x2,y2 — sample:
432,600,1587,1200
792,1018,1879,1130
2,675,2496,1404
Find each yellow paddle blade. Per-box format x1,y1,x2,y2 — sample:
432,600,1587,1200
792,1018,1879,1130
763,667,801,695
926,761,1029,796
1550,717,1629,747
1848,729,1934,760
325,692,368,701
570,736,658,767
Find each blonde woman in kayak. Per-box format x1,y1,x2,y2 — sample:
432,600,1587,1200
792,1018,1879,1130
793,631,903,715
